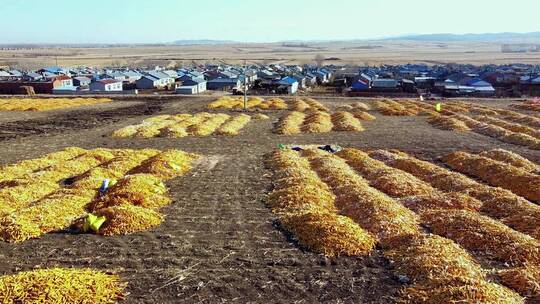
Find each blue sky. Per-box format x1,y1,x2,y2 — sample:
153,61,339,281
1,0,539,43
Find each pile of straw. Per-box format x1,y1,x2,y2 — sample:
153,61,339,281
186,113,230,136
302,97,330,112
331,112,364,131
376,100,420,116
0,97,111,111
0,268,126,303
476,115,540,139
352,110,376,121
301,111,333,133
498,265,540,297
290,99,311,112
480,149,539,173
266,149,375,256
427,115,470,131
302,149,419,247
337,148,435,197
215,114,252,136
421,209,540,265
89,174,170,211
444,151,540,202
511,102,540,112
274,111,306,135
207,96,288,110
281,211,375,256
129,150,199,180
370,150,540,240
94,204,163,236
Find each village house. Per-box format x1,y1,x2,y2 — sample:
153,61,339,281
89,79,123,92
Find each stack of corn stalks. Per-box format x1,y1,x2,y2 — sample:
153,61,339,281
207,96,287,110
497,109,540,129
302,149,419,247
511,102,540,112
0,148,200,242
0,268,126,303
370,149,540,240
385,234,522,304
427,115,470,131
215,114,252,136
0,98,111,111
301,110,333,133
351,110,376,121
112,112,254,138
274,111,306,135
479,149,539,173
376,99,420,116
475,115,540,139
421,209,540,265
266,149,375,256
498,265,540,297
443,151,540,202
331,112,364,131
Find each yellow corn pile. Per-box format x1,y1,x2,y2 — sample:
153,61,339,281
331,111,364,131
207,96,287,110
511,102,540,112
94,204,163,236
129,149,199,180
385,234,523,304
0,98,111,111
444,151,540,202
112,112,255,138
376,99,420,116
351,110,376,121
370,149,540,240
215,114,252,136
421,209,540,265
0,268,126,303
266,149,375,256
498,265,540,297
0,148,200,242
301,111,333,133
274,111,306,135
302,149,419,247
476,115,540,139
428,115,470,131
268,147,529,301
480,149,539,173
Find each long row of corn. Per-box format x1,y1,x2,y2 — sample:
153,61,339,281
207,96,288,110
290,97,330,112
0,98,111,111
443,151,540,202
289,148,523,303
370,149,540,240
335,148,538,300
511,101,540,112
266,149,375,256
0,148,199,243
112,112,262,138
0,268,126,304
274,110,367,135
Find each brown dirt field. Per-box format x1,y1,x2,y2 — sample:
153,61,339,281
0,97,538,303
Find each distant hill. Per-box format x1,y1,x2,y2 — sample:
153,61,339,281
172,39,237,45
386,32,540,42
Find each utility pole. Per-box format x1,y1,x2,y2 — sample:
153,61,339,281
243,59,248,111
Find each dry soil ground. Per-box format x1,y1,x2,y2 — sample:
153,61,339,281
0,97,538,303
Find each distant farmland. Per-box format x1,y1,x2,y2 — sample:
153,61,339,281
2,40,540,68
